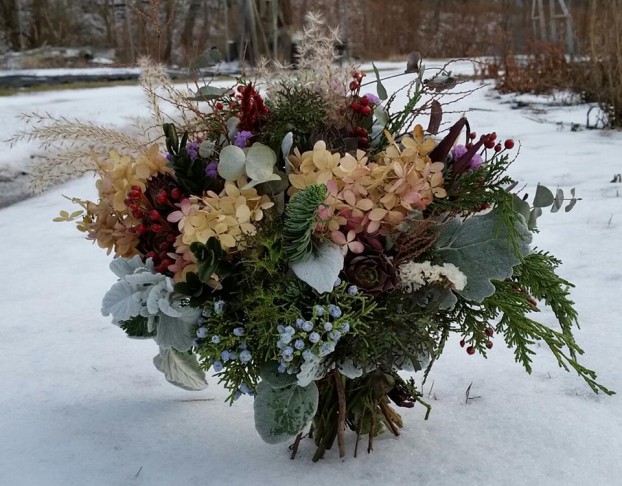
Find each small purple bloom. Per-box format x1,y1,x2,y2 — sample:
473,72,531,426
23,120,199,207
468,153,484,170
165,153,173,161
451,145,468,160
187,141,200,161
452,145,484,171
205,161,218,178
363,93,381,105
234,130,253,148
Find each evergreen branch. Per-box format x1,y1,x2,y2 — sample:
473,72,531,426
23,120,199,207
283,184,328,262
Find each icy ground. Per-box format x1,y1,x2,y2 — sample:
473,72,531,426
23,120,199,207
0,63,621,486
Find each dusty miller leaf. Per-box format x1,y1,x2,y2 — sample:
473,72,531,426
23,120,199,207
435,210,531,302
153,348,207,391
253,380,318,444
290,242,344,294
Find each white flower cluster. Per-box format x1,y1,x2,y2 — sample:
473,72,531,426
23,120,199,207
398,261,467,293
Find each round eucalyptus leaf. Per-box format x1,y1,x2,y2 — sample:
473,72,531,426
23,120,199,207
246,143,277,182
199,141,215,158
218,145,246,181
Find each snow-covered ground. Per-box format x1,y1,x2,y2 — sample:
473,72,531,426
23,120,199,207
1,64,621,486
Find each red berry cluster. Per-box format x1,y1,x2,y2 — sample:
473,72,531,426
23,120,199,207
124,174,185,274
235,83,269,132
460,326,495,355
468,131,515,153
347,71,373,148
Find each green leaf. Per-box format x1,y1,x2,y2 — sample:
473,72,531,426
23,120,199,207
189,48,223,70
551,188,564,213
199,141,215,158
283,184,328,262
188,85,230,101
153,348,207,391
120,316,155,339
528,207,543,230
281,132,294,161
533,184,554,208
218,145,246,180
290,242,344,294
253,380,319,444
374,106,389,126
512,194,531,223
436,209,532,302
242,143,280,189
260,361,297,389
191,239,223,284
565,198,578,212
371,62,388,101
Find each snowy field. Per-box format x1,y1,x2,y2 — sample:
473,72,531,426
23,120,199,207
1,63,621,486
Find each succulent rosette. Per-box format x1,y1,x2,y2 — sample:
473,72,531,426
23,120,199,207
35,14,611,463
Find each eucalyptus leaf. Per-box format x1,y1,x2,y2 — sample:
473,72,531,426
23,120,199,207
199,141,215,158
245,143,280,186
371,62,388,101
551,188,564,213
281,132,294,163
565,198,578,212
226,117,240,139
153,348,207,391
435,210,531,302
512,194,531,223
290,242,344,294
373,106,389,126
533,184,554,208
253,380,318,444
528,207,543,230
338,359,363,379
218,145,246,180
189,47,223,69
188,85,230,101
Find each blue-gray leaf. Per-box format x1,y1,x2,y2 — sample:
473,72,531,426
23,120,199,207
435,210,531,302
253,381,318,444
153,348,207,391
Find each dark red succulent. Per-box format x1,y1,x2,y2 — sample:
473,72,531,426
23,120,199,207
344,253,398,294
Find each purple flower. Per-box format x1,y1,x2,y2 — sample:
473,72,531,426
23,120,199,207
363,93,381,105
205,161,218,178
187,141,200,161
234,130,253,148
451,145,468,160
468,153,484,170
451,145,484,171
165,153,173,161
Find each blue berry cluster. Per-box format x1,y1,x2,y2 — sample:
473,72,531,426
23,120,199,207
193,299,253,383
275,304,351,374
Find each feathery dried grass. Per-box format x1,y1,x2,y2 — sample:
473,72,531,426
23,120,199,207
255,12,354,127
10,57,210,194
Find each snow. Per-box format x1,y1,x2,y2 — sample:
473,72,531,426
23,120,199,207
0,67,143,78
1,64,621,486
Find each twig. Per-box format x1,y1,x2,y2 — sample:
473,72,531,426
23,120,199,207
378,401,400,437
134,466,143,478
289,433,303,460
367,410,375,454
333,371,347,459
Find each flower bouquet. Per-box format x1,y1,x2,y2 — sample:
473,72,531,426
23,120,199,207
21,14,611,461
